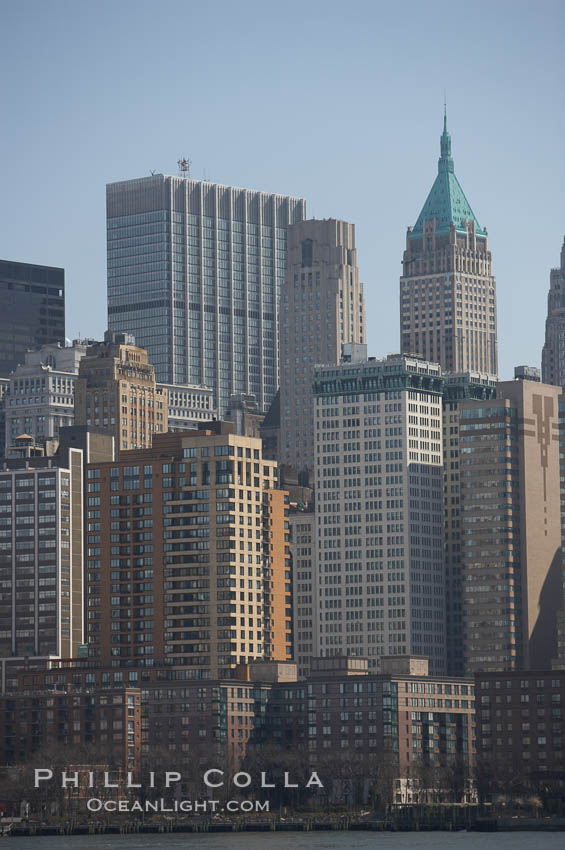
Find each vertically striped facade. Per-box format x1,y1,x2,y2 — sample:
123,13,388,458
107,175,306,417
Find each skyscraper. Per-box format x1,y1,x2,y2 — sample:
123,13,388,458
542,236,565,389
74,331,168,453
461,370,562,672
85,425,291,679
288,503,316,679
313,352,446,674
442,372,497,676
106,174,306,417
400,113,497,376
0,446,84,692
279,219,365,473
0,260,65,377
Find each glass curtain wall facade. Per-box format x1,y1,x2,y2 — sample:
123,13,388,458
107,175,306,417
0,260,65,378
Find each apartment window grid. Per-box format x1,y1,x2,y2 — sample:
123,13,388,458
313,359,445,674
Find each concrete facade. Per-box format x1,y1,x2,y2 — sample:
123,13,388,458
461,374,562,672
158,381,216,431
4,341,89,447
0,449,84,692
542,237,565,389
313,354,446,674
279,219,365,473
442,373,498,676
289,505,316,679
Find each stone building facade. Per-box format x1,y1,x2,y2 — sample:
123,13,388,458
279,219,365,473
400,114,497,376
542,237,565,389
461,372,562,672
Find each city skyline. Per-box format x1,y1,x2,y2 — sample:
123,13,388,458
1,0,565,821
1,0,564,385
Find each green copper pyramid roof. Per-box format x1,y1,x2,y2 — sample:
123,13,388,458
409,112,485,239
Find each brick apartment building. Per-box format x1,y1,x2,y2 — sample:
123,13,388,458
13,662,273,770
85,423,291,678
475,669,565,804
249,655,476,804
0,686,141,775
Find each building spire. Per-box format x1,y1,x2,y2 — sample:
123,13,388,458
409,108,485,240
439,104,453,174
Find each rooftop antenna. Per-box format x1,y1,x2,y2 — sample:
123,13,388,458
177,157,191,178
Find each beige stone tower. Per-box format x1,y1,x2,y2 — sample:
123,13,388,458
279,219,365,473
74,331,167,454
461,369,562,672
400,113,497,376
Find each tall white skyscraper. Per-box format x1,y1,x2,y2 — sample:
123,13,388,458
313,353,446,674
107,175,305,417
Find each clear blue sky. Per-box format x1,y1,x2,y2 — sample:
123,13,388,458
2,0,564,380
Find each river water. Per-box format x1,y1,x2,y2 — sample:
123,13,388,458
4,833,562,849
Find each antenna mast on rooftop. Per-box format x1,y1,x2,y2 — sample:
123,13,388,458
177,157,191,178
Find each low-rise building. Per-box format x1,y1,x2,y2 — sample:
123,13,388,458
475,669,565,805
16,662,270,770
0,686,141,775
12,655,476,802
251,655,475,804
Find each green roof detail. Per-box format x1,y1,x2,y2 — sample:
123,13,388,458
409,111,485,239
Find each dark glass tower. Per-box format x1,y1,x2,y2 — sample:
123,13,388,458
0,260,65,377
